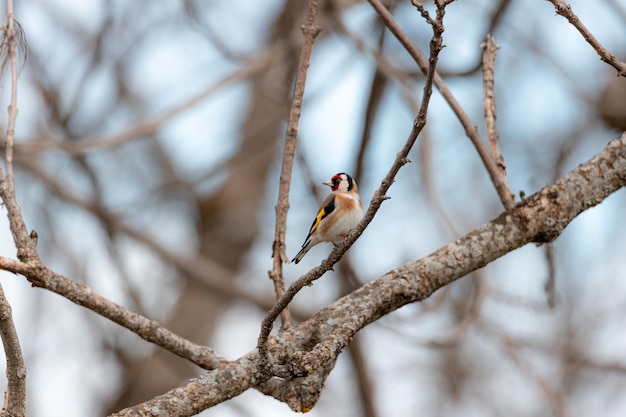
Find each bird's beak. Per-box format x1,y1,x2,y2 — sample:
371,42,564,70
323,180,333,187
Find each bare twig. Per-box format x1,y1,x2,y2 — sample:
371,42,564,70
0,1,35,264
481,34,515,210
0,283,25,417
2,0,17,192
257,0,449,368
368,0,516,210
0,256,228,370
0,4,27,416
269,0,323,332
482,34,502,168
547,0,626,77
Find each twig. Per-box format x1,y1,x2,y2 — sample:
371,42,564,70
0,283,25,417
0,5,26,416
0,256,228,370
333,17,421,122
269,0,322,331
257,0,449,369
481,34,515,210
333,18,423,180
0,0,36,264
547,0,626,77
2,0,17,192
368,0,516,210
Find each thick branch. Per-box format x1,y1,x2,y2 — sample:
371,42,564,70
257,0,447,361
283,133,626,377
112,133,626,416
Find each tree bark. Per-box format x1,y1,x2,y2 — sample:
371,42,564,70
112,133,626,416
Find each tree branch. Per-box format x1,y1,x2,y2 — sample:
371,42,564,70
0,283,25,417
112,133,626,416
0,257,227,370
0,5,27,416
547,0,626,77
284,133,626,380
257,0,449,366
0,0,35,264
368,0,516,209
481,34,515,210
2,0,17,193
269,0,322,331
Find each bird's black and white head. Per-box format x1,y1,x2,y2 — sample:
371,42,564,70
323,173,356,193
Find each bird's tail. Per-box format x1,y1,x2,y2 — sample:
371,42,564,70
292,241,312,264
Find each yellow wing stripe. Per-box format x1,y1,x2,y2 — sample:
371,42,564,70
308,208,325,236
304,195,336,242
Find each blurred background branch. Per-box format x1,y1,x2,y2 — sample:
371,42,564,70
0,0,623,416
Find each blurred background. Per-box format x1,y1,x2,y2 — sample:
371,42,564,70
0,0,625,416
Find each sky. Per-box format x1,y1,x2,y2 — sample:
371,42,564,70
0,0,625,416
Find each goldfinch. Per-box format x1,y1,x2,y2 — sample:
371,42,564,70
292,173,364,264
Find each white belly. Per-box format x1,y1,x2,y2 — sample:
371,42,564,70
326,200,364,243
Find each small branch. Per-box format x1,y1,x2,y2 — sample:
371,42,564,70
0,7,28,414
257,0,449,368
481,34,515,210
3,0,17,193
547,0,626,77
0,0,36,264
0,256,228,370
0,283,26,417
368,0,516,210
269,0,323,332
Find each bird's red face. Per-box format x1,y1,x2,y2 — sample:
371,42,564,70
323,173,352,192
329,174,343,191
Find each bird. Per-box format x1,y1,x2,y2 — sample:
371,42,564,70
292,172,364,264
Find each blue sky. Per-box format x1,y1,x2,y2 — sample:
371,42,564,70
0,0,625,416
